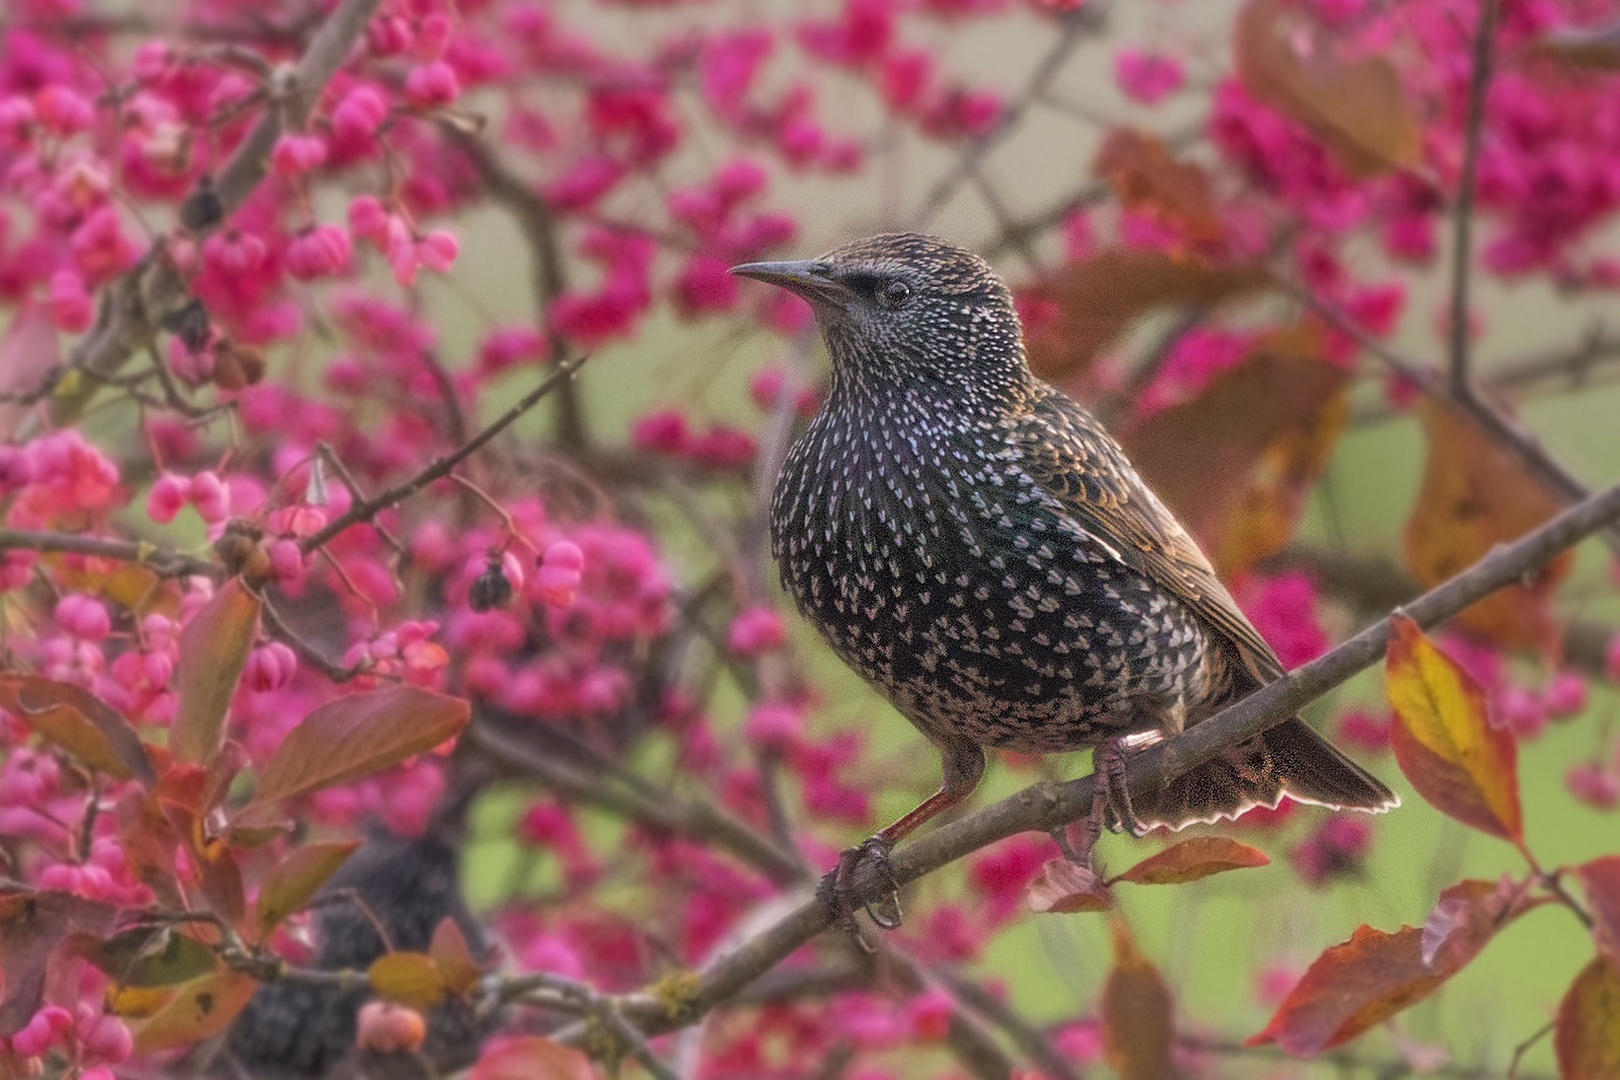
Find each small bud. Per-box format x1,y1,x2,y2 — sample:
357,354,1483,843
178,176,224,231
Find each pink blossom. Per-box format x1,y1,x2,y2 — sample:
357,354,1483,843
1567,761,1620,810
537,540,584,606
404,61,461,109
1241,572,1329,669
1335,709,1390,753
34,85,94,135
1290,815,1372,886
743,701,803,750
674,254,740,314
630,409,691,454
1114,49,1184,105
70,206,135,280
880,49,934,112
728,606,788,655
284,225,353,280
271,132,328,174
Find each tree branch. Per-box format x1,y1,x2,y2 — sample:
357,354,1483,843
0,529,218,579
595,477,1620,1038
298,355,588,555
1447,0,1500,395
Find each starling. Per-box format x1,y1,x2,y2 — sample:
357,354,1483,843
731,233,1397,924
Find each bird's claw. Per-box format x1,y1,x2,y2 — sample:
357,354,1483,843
819,836,902,950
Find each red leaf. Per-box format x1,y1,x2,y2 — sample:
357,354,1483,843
1101,918,1175,1080
430,917,485,995
0,892,118,1035
1574,856,1620,968
1026,858,1116,913
171,579,261,764
1252,879,1538,1055
470,1036,598,1080
1108,836,1270,886
253,840,361,940
251,686,469,805
0,675,156,784
161,798,246,931
1385,615,1523,843
1555,957,1620,1079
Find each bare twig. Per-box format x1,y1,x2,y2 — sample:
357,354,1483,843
0,528,217,579
908,3,1105,231
298,355,588,556
939,969,1088,1080
1448,0,1500,395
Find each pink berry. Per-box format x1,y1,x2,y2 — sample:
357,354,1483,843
55,593,111,641
188,470,229,523
1568,762,1620,809
270,132,328,175
404,61,460,109
1543,672,1588,719
147,471,189,523
1607,634,1620,682
743,701,803,751
77,1013,133,1064
331,86,389,143
728,605,788,656
284,225,353,281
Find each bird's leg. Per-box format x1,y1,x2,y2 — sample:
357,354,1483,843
821,738,985,946
1063,734,1148,873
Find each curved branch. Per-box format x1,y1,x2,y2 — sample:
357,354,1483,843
599,478,1620,1038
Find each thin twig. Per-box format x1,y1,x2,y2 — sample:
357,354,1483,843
1448,0,1500,395
0,528,218,579
299,355,588,556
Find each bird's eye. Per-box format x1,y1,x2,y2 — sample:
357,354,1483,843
876,279,911,310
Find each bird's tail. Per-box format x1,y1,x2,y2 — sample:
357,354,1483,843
1122,717,1400,833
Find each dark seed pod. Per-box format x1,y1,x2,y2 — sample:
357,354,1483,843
468,561,514,612
162,297,212,353
179,176,224,232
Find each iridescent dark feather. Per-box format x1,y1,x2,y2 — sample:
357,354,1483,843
735,233,1395,867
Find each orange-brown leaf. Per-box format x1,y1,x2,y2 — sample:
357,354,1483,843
1020,249,1269,382
1101,918,1174,1080
1094,129,1223,245
1253,880,1533,1056
430,917,484,995
469,1037,598,1080
1385,616,1522,842
1555,957,1620,1079
171,579,261,764
1234,0,1423,176
129,967,257,1052
1109,836,1270,886
161,798,246,931
251,686,469,806
1119,325,1349,575
368,951,446,1009
1532,19,1620,70
1026,858,1116,913
0,676,155,784
1575,856,1620,968
253,841,361,940
1404,398,1572,650
0,892,118,1035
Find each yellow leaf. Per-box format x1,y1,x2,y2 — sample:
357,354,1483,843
1385,616,1522,843
368,951,446,1009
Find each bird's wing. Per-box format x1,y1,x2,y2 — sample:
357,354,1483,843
1006,387,1286,684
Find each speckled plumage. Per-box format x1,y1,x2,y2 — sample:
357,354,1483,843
735,233,1396,860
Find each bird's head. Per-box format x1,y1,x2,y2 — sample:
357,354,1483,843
731,233,1031,402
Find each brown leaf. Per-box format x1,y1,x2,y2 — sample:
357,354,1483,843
1385,616,1523,843
253,840,361,940
1021,249,1270,382
1234,0,1423,176
1251,880,1536,1056
368,951,446,1009
171,579,261,764
129,967,257,1052
1531,19,1620,70
1404,398,1572,650
0,676,156,784
430,917,485,995
251,686,469,806
1026,857,1116,913
162,798,246,931
469,1036,598,1080
1574,856,1620,968
1094,129,1223,245
1109,836,1270,886
1555,956,1620,1079
0,891,119,1035
1101,918,1175,1080
1118,325,1350,575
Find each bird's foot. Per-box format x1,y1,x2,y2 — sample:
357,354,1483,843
818,836,901,951
1055,737,1144,874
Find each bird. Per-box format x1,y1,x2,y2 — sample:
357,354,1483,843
730,233,1397,929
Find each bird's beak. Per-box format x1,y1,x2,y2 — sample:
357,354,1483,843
729,259,852,310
